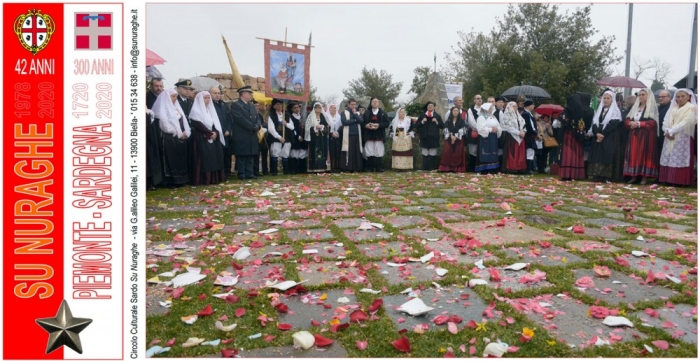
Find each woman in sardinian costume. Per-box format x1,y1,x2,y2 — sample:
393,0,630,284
623,88,660,184
288,102,308,174
325,103,343,172
390,107,414,170
587,89,623,182
659,89,697,186
188,91,226,185
438,106,466,172
475,103,502,173
153,88,191,187
500,101,527,173
305,102,331,172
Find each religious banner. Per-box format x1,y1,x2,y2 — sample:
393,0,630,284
263,39,310,102
445,82,463,109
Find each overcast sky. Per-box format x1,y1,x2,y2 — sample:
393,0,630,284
147,2,696,104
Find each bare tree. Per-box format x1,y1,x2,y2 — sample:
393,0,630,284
632,57,654,80
632,57,672,85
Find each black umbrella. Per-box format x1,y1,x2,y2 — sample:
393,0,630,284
501,85,551,101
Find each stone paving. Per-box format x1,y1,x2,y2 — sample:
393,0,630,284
145,172,697,358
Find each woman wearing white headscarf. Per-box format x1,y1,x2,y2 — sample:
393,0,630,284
390,107,415,170
325,103,342,172
305,102,330,172
475,103,502,173
623,88,660,184
587,89,623,182
438,106,466,172
153,88,191,187
188,91,226,185
659,89,697,186
500,101,527,173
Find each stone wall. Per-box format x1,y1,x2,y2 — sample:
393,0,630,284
204,73,266,102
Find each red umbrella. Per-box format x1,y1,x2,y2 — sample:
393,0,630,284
146,49,167,66
597,76,646,89
535,104,563,118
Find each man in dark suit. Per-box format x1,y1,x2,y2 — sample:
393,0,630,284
174,79,194,117
211,86,233,177
230,86,261,180
522,99,538,175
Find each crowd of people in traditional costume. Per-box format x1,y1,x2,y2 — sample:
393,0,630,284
145,77,697,189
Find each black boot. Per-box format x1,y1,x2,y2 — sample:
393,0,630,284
289,158,298,174
298,158,307,174
270,157,278,176
422,155,430,171
524,160,534,175
261,151,269,175
375,156,384,172
363,157,371,172
282,158,290,175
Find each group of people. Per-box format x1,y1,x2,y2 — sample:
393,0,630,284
558,88,697,186
144,76,696,189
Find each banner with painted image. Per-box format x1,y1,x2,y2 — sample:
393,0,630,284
445,82,463,108
264,39,310,102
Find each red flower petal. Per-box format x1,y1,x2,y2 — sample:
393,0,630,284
172,287,184,299
311,319,320,326
330,322,349,333
275,302,289,313
488,267,501,282
350,310,368,323
573,225,585,234
433,315,450,325
507,345,520,352
391,336,411,353
165,338,176,347
506,317,515,324
465,320,478,329
626,227,639,234
277,323,292,331
449,315,463,324
197,304,214,317
221,338,234,344
264,334,277,342
469,345,477,355
225,294,239,304
221,348,239,358
369,298,384,313
356,340,368,350
235,308,246,318
652,340,669,350
483,301,496,319
314,334,334,347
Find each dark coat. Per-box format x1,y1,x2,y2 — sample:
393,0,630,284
213,100,232,148
230,99,260,156
340,108,364,135
413,111,444,149
178,96,193,118
362,108,390,142
522,110,538,149
146,90,158,110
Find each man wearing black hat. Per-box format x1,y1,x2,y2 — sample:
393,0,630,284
414,101,444,171
268,98,294,175
230,86,261,180
522,99,538,174
175,79,194,117
146,78,164,190
210,86,233,178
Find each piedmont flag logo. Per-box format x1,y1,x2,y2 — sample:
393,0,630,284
74,13,112,50
14,9,55,55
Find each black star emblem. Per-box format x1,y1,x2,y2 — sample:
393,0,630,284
26,19,30,26
38,19,44,26
39,34,44,41
25,35,31,42
36,300,92,354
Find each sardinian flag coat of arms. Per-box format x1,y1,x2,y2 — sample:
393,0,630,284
14,9,55,55
75,13,113,50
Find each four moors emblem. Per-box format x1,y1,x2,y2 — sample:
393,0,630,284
14,9,55,55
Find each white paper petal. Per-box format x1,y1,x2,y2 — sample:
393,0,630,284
260,191,276,197
400,287,413,294
504,262,529,271
420,252,434,263
266,279,307,291
182,337,205,347
181,315,198,325
171,273,206,288
469,279,488,287
482,343,508,357
360,288,381,294
386,262,405,267
397,298,435,316
159,300,172,308
201,339,221,346
336,297,351,303
631,251,650,257
215,321,237,332
665,275,682,284
248,333,262,339
292,330,315,350
302,249,318,254
637,235,645,241
214,275,239,287
644,344,654,353
474,259,486,270
269,220,286,225
436,268,448,276
602,316,634,328
233,247,252,260
259,228,279,234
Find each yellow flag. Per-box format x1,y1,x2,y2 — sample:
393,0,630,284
221,34,245,88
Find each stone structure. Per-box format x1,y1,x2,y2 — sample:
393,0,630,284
414,72,449,117
202,73,266,102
